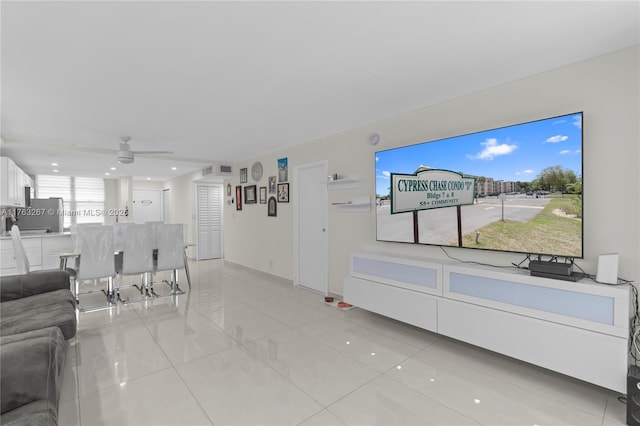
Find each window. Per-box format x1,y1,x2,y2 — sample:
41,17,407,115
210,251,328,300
36,175,105,229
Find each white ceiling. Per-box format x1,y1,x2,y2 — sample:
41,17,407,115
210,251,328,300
2,1,639,181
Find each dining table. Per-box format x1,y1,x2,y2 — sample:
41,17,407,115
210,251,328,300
54,243,194,291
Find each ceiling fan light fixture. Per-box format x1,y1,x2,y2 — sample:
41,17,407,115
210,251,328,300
117,151,134,164
115,136,173,164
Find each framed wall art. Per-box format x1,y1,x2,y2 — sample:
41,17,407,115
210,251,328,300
277,158,288,182
235,186,242,210
259,186,267,204
268,176,276,193
277,182,289,203
244,185,257,204
240,167,248,183
268,196,277,217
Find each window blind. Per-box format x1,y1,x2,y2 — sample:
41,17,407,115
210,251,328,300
35,175,105,228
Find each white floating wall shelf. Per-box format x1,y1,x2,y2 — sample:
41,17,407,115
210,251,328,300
331,195,371,212
326,173,358,190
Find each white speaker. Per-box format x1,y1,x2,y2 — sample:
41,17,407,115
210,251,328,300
596,253,619,284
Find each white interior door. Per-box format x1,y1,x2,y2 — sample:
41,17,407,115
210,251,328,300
196,184,223,260
294,161,328,295
132,189,162,224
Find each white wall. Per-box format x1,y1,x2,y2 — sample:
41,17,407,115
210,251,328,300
103,179,118,225
163,169,209,257
223,153,294,278
170,45,640,294
132,180,164,190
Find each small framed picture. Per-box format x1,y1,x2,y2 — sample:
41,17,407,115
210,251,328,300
240,167,248,183
268,176,276,193
244,185,257,204
268,196,277,217
235,186,242,210
277,182,289,203
226,183,232,197
259,186,267,204
277,158,288,182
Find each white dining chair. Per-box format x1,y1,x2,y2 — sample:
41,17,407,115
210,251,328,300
145,221,163,246
75,224,117,311
152,223,186,296
10,225,29,274
115,223,155,303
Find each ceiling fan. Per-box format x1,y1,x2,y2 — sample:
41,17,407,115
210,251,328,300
117,136,173,164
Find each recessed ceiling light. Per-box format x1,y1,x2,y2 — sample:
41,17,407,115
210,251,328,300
171,167,177,170
105,172,110,176
51,162,58,166
52,169,59,173
110,167,116,171
146,177,151,180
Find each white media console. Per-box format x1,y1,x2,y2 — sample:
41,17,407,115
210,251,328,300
343,251,630,393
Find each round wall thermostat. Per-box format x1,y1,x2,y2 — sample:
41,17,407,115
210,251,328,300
369,133,380,145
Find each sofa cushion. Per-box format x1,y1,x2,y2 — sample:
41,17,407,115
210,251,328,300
0,327,66,418
0,289,77,339
0,400,57,426
0,270,71,302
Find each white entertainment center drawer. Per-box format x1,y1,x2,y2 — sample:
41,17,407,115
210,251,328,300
444,263,629,338
438,298,628,393
350,252,444,296
343,251,630,393
344,276,438,332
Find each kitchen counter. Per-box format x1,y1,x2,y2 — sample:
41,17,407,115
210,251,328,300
1,232,74,276
0,231,71,240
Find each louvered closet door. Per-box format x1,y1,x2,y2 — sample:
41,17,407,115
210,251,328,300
196,184,223,260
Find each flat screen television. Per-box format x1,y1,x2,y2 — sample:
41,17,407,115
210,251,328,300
375,112,583,258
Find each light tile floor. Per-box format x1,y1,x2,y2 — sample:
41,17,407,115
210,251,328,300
58,259,628,425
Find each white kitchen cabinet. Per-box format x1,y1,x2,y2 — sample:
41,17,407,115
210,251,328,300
0,237,42,276
1,157,29,207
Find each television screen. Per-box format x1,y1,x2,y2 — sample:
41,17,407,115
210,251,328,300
375,112,583,258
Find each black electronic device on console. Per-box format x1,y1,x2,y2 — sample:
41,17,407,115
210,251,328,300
528,259,582,281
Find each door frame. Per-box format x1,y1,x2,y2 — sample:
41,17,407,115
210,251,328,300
292,160,328,293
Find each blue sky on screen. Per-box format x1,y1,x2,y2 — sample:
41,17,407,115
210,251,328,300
375,112,583,195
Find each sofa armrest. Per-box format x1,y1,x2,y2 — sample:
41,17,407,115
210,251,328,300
0,270,70,302
0,327,67,416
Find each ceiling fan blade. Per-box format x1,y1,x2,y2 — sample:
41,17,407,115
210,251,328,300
4,137,118,154
132,150,174,154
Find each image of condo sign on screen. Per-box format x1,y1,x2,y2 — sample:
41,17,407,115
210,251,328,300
375,111,583,258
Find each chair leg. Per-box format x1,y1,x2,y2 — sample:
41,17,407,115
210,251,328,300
142,272,153,299
171,269,185,295
107,276,117,305
149,271,163,298
149,269,185,297
183,250,192,290
97,276,116,306
74,276,80,306
74,276,118,312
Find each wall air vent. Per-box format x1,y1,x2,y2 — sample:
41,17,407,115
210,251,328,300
202,164,233,176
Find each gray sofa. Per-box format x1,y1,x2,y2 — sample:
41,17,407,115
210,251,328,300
0,270,77,426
